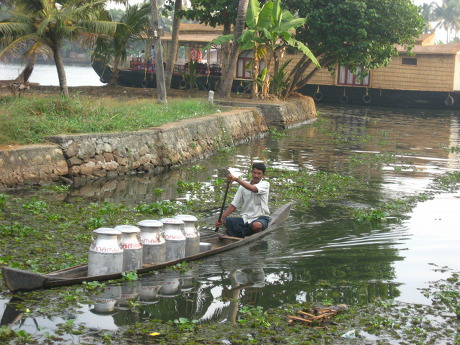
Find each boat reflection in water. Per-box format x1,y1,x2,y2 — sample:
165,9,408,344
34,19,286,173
88,265,199,317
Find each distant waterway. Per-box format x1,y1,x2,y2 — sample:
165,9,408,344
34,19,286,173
0,104,459,342
0,62,104,87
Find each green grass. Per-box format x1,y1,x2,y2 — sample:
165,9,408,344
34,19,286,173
0,95,220,145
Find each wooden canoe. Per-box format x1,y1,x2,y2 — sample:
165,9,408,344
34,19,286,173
2,202,292,293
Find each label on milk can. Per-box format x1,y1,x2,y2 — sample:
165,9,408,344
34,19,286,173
91,245,123,253
122,242,142,250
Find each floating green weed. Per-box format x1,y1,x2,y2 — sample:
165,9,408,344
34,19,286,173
353,208,389,223
121,271,139,281
420,267,460,319
170,261,189,273
269,128,286,140
22,199,48,214
177,180,203,192
173,317,198,331
268,168,362,209
85,216,106,230
0,193,8,211
137,200,183,216
0,222,36,238
431,171,460,192
83,281,106,290
238,306,271,328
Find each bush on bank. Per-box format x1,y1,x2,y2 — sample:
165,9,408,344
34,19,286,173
0,94,220,145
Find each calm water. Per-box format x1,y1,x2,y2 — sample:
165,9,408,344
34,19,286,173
0,63,104,87
0,76,459,338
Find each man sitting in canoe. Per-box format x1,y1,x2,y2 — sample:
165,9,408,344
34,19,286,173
215,162,270,238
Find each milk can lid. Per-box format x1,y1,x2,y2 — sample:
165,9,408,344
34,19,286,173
137,219,163,227
114,225,140,233
175,214,198,222
93,227,121,235
160,218,184,225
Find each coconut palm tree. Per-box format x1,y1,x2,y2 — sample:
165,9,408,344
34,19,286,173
95,3,151,86
165,0,182,90
0,0,118,97
432,0,460,42
420,3,435,34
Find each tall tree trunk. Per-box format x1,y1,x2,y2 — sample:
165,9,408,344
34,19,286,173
165,0,182,89
150,0,167,103
220,22,232,75
218,0,249,99
16,52,38,84
109,55,120,87
52,45,69,98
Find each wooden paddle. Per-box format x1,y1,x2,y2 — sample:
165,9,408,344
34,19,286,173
215,179,231,232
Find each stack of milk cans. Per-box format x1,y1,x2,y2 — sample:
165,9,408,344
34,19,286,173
87,214,201,276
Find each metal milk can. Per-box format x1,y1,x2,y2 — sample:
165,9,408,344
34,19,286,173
114,225,143,271
161,218,186,261
88,228,123,276
175,214,200,256
137,220,165,264
90,285,121,315
160,270,181,297
139,277,163,303
118,281,141,307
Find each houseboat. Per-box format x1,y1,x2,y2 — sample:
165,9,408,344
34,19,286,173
92,23,252,92
303,33,460,109
93,27,460,109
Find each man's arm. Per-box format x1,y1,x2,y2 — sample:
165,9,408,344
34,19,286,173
228,174,258,192
215,204,236,227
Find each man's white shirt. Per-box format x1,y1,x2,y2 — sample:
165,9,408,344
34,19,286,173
230,180,270,224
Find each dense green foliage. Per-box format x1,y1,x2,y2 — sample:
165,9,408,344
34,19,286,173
177,0,239,30
281,0,425,96
0,95,220,144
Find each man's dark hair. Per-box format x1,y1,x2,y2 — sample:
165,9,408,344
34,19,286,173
252,162,266,174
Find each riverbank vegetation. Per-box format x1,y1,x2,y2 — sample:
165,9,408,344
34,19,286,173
0,92,220,145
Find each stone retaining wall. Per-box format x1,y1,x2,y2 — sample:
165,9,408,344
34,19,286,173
0,144,68,190
0,97,316,190
217,96,317,128
46,108,267,180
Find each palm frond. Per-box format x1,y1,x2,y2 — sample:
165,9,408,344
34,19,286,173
0,33,39,61
80,20,119,36
0,22,33,37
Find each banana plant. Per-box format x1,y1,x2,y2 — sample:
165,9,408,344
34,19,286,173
204,0,319,98
240,0,319,98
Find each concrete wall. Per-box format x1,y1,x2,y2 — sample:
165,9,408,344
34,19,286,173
0,98,317,190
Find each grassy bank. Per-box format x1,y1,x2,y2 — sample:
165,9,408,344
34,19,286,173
0,93,220,145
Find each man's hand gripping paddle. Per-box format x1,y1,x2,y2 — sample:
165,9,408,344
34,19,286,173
215,179,231,232
215,168,240,232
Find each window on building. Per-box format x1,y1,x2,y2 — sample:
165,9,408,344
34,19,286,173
236,51,265,79
402,57,417,66
337,66,370,86
236,56,252,79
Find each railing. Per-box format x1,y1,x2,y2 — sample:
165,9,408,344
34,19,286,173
128,59,222,76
